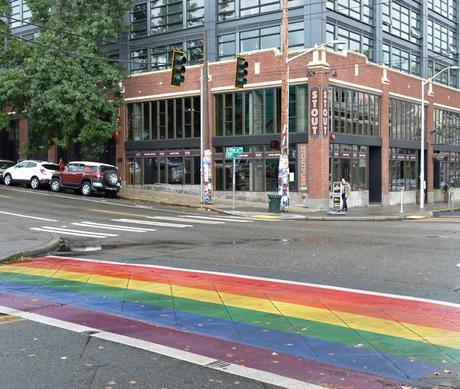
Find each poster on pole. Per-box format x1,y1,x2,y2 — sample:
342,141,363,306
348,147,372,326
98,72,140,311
203,149,212,204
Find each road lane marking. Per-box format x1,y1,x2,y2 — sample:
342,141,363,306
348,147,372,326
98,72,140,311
112,218,192,228
181,215,253,223
30,227,117,238
0,194,11,199
0,210,59,222
147,216,224,224
72,222,156,232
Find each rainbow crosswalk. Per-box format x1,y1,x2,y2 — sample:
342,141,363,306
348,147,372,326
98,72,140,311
0,256,459,388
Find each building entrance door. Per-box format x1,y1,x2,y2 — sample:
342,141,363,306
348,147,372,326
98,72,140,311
369,146,381,203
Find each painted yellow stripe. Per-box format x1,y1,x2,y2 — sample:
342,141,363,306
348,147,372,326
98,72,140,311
88,208,145,218
1,264,459,348
0,194,11,199
0,314,23,325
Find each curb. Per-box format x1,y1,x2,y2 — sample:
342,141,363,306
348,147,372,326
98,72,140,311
0,237,62,263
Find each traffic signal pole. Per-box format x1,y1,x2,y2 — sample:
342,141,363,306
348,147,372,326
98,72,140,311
279,0,290,211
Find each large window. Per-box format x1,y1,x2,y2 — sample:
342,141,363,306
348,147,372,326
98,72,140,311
433,108,460,146
186,39,204,65
427,20,457,59
130,49,148,74
126,96,200,141
428,0,457,21
214,145,295,192
215,86,307,136
186,0,204,27
9,0,31,29
382,1,421,44
131,3,148,39
382,44,421,76
389,148,418,191
151,0,184,33
428,61,458,88
326,24,373,60
217,0,235,21
330,144,368,190
330,86,380,137
435,152,460,188
390,99,422,140
126,150,200,186
240,25,280,52
326,0,373,25
218,33,236,60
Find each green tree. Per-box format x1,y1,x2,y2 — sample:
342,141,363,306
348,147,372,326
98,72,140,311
0,0,132,159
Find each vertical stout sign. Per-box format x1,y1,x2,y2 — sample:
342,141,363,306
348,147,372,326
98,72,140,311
322,88,328,137
310,86,319,138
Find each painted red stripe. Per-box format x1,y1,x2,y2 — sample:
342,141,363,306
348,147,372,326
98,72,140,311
17,256,460,331
0,291,409,389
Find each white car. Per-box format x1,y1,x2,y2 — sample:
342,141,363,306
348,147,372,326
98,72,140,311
3,160,60,189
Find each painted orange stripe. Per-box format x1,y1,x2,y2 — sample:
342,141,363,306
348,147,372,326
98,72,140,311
12,257,460,332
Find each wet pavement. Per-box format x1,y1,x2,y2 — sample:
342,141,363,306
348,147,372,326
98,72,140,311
0,256,459,388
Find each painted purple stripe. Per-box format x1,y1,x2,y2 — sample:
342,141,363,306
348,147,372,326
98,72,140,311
0,292,409,389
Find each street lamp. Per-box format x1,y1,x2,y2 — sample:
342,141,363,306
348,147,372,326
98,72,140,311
419,65,460,210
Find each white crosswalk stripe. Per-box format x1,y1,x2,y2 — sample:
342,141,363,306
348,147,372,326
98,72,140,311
30,226,117,239
180,215,253,223
147,216,224,224
112,218,193,228
72,221,156,232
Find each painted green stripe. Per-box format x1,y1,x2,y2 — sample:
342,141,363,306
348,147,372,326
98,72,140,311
1,271,458,364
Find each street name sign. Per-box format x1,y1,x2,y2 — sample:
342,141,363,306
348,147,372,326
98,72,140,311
226,147,243,159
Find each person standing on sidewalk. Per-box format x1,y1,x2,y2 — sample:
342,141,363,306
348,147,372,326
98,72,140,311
341,178,351,212
59,158,65,171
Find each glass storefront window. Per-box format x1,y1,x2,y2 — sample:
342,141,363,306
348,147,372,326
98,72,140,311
389,148,418,191
329,144,368,190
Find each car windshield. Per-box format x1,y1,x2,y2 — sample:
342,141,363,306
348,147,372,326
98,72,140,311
42,163,60,171
0,161,14,169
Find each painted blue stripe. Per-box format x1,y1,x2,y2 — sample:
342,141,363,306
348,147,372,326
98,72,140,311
0,279,441,381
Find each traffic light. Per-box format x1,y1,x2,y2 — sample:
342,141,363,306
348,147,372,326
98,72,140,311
270,139,280,149
235,55,248,88
170,49,187,87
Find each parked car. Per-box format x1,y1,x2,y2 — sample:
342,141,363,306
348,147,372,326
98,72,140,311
49,161,121,197
3,160,60,189
0,160,15,183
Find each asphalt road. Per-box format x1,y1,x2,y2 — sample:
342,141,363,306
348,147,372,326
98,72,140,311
1,185,459,388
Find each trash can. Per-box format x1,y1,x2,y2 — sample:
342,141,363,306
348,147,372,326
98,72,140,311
267,194,282,213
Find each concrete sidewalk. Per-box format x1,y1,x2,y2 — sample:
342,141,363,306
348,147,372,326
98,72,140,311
119,187,456,221
0,223,61,263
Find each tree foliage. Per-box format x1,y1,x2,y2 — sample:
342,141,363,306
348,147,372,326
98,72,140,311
0,0,132,158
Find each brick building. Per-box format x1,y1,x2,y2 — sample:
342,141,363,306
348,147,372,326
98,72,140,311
118,47,460,208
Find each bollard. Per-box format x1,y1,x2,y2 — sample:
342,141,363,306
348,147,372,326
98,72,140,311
400,189,404,214
449,191,454,210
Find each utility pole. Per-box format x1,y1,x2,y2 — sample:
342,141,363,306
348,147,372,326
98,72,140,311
201,30,212,204
278,0,290,211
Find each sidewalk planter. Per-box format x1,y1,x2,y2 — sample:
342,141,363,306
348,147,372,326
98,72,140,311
267,194,282,213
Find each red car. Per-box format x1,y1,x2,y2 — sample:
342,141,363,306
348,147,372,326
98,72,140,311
50,161,121,197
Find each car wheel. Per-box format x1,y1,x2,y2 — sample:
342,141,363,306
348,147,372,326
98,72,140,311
50,178,61,192
30,176,40,190
3,174,12,186
104,170,119,186
81,181,92,196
